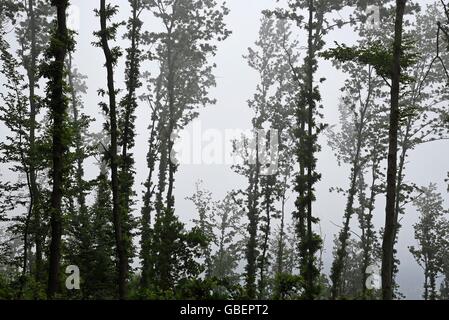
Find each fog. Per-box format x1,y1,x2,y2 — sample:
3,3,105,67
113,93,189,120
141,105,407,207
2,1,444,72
1,0,447,299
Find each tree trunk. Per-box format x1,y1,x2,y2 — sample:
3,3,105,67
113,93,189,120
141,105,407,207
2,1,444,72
25,0,43,285
68,54,88,216
330,130,363,299
381,0,407,301
424,264,429,300
258,179,273,299
140,104,159,289
99,0,127,299
246,136,260,299
166,42,176,212
276,182,287,277
47,0,69,299
304,0,319,299
120,0,141,242
331,67,372,299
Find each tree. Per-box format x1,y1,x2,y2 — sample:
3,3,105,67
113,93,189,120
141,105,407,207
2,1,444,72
409,184,448,300
41,0,74,299
234,15,298,299
328,60,383,299
0,22,32,297
118,0,146,268
332,237,363,298
87,159,116,299
146,208,208,296
0,1,52,297
65,55,104,300
187,181,215,277
323,2,449,299
271,223,302,300
238,15,277,299
210,194,243,285
140,0,230,293
326,4,391,298
269,0,355,299
381,0,407,301
15,0,52,286
143,0,230,216
94,0,128,299
232,135,261,299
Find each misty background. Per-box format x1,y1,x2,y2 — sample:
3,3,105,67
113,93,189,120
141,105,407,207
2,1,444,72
1,0,447,299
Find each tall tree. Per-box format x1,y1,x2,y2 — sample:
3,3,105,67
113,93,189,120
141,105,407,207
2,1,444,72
0,19,32,297
0,1,51,296
141,0,230,293
269,0,354,299
44,0,73,299
326,3,391,297
145,0,230,216
16,0,52,286
322,2,448,298
409,184,448,300
328,63,381,299
95,0,128,299
235,15,297,299
65,55,99,299
118,0,146,266
381,0,407,300
237,16,277,299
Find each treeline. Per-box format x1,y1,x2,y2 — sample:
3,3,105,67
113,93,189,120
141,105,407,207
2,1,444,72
0,0,448,300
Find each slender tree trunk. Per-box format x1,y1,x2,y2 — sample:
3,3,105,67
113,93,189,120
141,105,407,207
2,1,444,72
140,105,158,289
246,137,260,299
382,0,407,301
155,75,170,218
331,68,372,299
276,184,287,277
429,269,436,300
120,0,142,243
424,264,429,300
19,0,40,298
156,134,168,216
258,180,273,299
47,0,70,299
166,44,176,212
304,0,318,299
121,0,140,182
19,166,32,299
25,0,43,285
99,0,127,299
68,54,87,215
330,134,363,299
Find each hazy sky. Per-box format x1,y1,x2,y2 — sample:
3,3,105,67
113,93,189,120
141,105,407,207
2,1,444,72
1,0,448,299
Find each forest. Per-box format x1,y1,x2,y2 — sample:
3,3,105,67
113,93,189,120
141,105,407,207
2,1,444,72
0,0,449,301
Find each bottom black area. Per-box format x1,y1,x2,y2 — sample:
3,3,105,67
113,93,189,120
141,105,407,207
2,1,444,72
1,300,448,319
